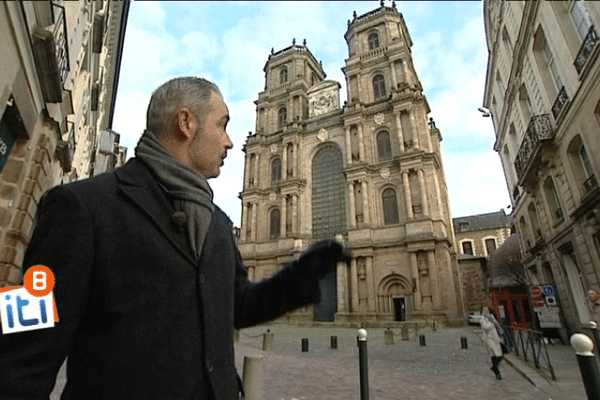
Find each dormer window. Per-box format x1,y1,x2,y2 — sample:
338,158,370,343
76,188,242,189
280,67,288,84
368,32,380,50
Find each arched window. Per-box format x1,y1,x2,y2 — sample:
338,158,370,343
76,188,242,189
382,188,399,225
377,131,392,161
270,208,280,239
278,107,287,129
271,158,281,185
373,75,386,100
280,67,288,84
368,32,379,50
312,145,346,238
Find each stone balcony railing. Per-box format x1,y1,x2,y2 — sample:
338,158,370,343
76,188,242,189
360,46,387,63
514,114,554,182
574,25,599,75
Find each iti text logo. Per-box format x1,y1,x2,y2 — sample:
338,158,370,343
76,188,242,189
0,265,59,334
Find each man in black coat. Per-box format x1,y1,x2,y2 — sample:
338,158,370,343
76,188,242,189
0,77,347,399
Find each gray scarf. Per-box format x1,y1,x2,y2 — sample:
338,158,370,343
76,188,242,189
135,129,214,262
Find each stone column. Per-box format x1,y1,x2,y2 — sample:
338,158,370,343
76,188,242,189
357,123,365,162
337,260,348,313
282,144,287,182
281,195,287,238
348,182,356,228
253,154,260,188
366,256,376,313
390,61,398,89
241,203,248,241
350,258,360,313
409,110,419,149
361,180,370,224
292,194,298,234
395,112,405,153
345,126,352,164
244,156,251,189
403,172,413,219
418,169,429,216
403,60,410,86
432,170,443,218
410,252,421,311
294,143,299,178
427,251,441,309
251,202,257,241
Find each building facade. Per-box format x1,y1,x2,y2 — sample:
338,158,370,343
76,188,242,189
0,0,129,287
239,3,465,325
483,0,600,338
453,210,512,314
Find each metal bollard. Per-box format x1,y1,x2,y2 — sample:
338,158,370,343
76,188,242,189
384,328,394,345
419,334,426,346
242,355,263,400
357,329,370,400
571,333,600,400
262,331,274,351
432,320,437,331
301,338,309,352
461,336,468,349
331,335,338,349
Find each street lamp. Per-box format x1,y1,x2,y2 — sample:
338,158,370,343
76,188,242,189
478,107,491,117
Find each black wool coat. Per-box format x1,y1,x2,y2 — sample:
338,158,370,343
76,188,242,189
0,158,321,399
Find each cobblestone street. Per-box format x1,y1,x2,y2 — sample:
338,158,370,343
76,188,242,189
234,325,583,400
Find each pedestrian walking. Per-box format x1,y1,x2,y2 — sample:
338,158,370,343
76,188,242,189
480,306,505,380
0,76,349,399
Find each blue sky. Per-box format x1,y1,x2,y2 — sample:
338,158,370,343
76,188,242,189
112,0,510,226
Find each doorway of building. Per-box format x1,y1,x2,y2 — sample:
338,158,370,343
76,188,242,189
393,297,406,321
314,267,337,322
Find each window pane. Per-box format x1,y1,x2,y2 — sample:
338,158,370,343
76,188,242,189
373,75,386,99
270,209,280,239
382,188,399,225
462,242,473,255
485,238,497,255
271,158,281,184
377,131,391,161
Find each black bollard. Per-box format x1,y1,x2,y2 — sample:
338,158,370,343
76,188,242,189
331,335,338,349
301,338,309,352
461,336,468,349
571,333,600,400
419,334,426,346
357,329,369,400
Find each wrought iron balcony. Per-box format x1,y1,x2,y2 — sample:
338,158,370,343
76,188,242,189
574,25,599,74
551,86,569,120
514,114,554,182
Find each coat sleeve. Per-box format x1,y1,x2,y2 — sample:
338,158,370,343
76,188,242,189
0,185,94,399
232,245,321,329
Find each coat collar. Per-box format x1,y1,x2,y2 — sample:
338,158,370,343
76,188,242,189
115,158,197,267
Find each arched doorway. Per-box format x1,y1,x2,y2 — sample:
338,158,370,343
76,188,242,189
378,274,413,321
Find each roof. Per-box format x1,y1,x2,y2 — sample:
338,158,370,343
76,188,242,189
453,209,510,233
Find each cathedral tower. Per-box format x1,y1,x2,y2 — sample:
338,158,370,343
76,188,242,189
239,3,464,325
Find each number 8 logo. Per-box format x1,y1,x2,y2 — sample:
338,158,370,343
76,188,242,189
24,265,55,297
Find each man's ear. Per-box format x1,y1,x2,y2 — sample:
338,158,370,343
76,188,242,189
176,108,197,140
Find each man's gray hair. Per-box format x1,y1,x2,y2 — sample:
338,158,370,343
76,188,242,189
146,77,222,135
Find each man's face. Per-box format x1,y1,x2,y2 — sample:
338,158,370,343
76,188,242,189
189,92,233,179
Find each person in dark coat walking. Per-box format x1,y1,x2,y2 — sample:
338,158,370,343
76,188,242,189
0,77,348,399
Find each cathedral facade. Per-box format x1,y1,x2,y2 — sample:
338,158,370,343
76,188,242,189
238,3,465,325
